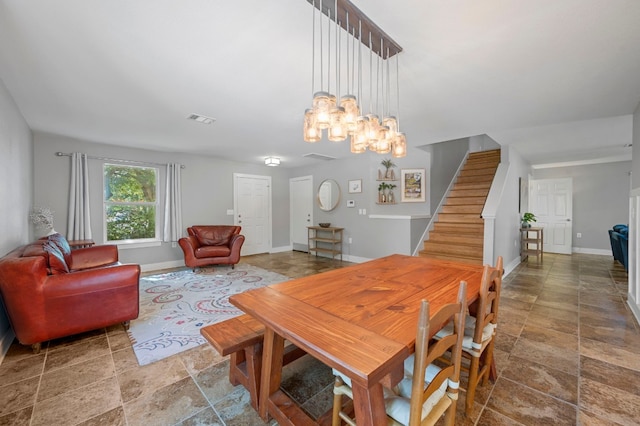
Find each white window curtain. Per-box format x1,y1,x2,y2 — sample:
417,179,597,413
67,152,92,240
163,163,183,242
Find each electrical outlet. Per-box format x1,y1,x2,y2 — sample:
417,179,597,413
577,233,582,238
348,237,353,244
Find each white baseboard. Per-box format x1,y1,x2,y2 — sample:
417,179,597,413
343,254,372,264
628,293,640,326
270,245,292,253
572,247,611,256
503,256,524,278
140,260,184,272
0,328,16,364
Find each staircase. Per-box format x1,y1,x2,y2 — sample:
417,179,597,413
419,149,501,264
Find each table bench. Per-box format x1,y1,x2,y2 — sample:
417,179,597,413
200,314,306,410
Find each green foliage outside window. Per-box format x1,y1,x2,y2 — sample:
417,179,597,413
104,164,158,241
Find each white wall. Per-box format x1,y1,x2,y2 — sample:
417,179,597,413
0,79,33,358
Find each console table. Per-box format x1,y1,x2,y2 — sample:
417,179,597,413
521,227,543,262
307,226,343,261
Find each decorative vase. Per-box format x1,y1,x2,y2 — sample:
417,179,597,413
378,170,384,179
388,191,394,203
385,168,392,179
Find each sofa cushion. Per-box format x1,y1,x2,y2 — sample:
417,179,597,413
191,226,238,246
195,246,231,259
43,241,69,275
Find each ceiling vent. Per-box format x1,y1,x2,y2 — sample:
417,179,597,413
187,113,215,124
303,153,336,161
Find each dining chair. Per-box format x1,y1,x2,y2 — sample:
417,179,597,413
331,281,468,426
435,256,503,415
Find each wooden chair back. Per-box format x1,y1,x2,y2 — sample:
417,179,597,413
408,281,467,426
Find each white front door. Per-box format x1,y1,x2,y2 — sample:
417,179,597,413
530,178,573,254
234,173,271,255
290,175,313,251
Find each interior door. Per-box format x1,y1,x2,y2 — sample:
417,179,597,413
290,175,313,252
234,173,271,255
530,178,573,254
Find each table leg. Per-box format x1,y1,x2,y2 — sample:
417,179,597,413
258,328,285,421
351,381,388,426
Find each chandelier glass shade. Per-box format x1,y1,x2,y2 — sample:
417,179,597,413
303,0,406,158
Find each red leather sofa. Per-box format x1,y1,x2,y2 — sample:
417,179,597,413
0,233,140,352
178,225,245,270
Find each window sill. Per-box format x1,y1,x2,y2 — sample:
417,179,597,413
108,240,162,250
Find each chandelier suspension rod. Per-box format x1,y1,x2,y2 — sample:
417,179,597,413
306,0,402,58
396,51,401,129
311,0,315,96
335,0,339,100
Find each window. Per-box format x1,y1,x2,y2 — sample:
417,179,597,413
104,164,159,243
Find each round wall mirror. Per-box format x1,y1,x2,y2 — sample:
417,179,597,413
317,179,341,211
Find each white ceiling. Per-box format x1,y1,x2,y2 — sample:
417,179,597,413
0,0,639,168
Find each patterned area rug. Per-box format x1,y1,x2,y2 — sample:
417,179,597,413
128,264,289,366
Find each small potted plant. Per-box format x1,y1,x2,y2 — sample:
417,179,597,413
380,158,396,180
387,183,397,203
522,212,536,228
378,182,389,203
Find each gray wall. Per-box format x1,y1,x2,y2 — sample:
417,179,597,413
288,147,433,259
532,161,631,251
33,132,292,266
423,138,469,213
0,79,33,357
494,146,532,270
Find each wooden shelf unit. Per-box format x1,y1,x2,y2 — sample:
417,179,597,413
308,226,344,261
521,227,543,262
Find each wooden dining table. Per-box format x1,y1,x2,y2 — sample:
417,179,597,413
229,254,485,425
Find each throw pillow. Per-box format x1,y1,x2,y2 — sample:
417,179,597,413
48,233,72,264
43,241,69,275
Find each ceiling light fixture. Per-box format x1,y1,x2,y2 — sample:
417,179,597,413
303,0,406,158
265,157,281,166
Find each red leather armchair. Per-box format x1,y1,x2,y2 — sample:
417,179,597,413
179,225,245,271
0,234,140,352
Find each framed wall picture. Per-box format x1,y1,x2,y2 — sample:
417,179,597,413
401,169,426,202
348,179,362,194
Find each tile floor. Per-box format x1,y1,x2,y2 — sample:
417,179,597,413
1,251,639,425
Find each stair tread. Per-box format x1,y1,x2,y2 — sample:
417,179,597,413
418,252,483,264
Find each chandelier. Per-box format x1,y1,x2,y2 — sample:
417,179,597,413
303,0,407,158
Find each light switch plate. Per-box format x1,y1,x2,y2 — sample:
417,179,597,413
347,200,355,208
226,209,234,215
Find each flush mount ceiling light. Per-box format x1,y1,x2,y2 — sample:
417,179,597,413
303,0,406,158
265,157,281,166
187,113,216,124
